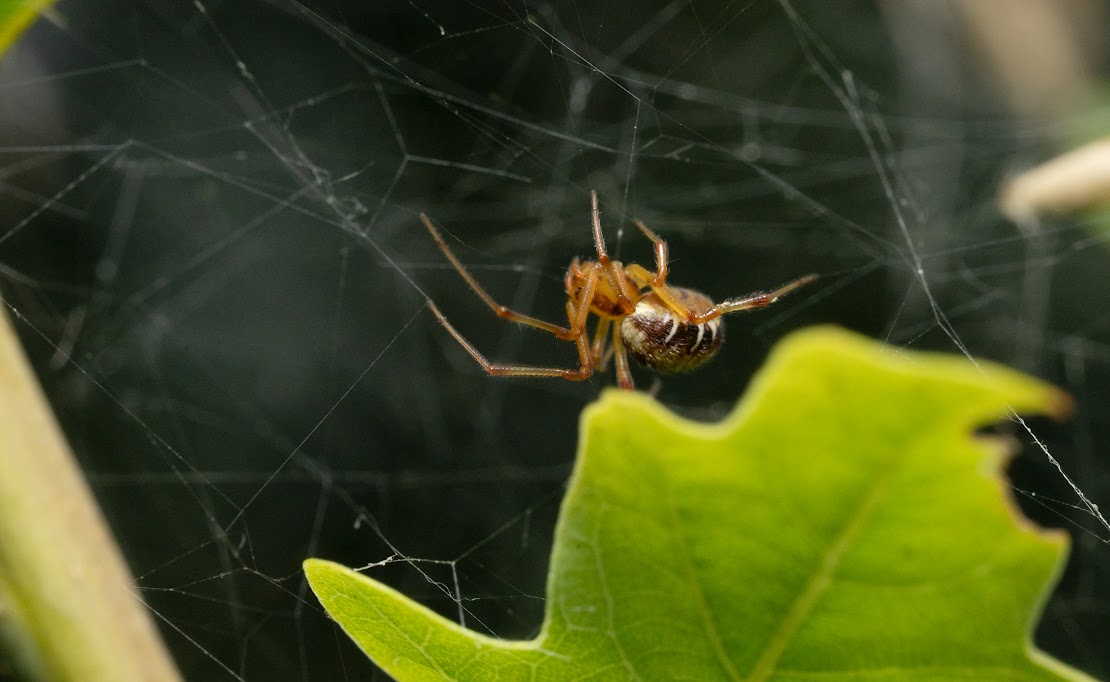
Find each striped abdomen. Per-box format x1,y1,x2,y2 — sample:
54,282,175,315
619,289,723,373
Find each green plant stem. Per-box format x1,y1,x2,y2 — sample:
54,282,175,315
0,308,182,682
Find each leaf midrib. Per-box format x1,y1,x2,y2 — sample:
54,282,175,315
743,444,906,681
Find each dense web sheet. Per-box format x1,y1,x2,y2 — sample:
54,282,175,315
1,0,1108,679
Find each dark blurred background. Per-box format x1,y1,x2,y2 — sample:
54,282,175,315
0,0,1108,679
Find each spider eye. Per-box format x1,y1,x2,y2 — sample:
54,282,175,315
620,298,723,374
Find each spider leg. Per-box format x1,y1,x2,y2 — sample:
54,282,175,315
633,218,668,286
590,191,636,314
422,213,584,340
598,344,616,371
569,268,599,335
611,321,634,390
690,273,818,324
426,300,593,381
626,265,816,324
625,264,698,321
589,190,612,266
591,318,611,369
610,260,640,314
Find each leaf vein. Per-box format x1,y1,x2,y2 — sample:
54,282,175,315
744,451,898,681
662,471,742,681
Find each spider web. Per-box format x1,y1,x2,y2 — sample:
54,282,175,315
1,0,1108,679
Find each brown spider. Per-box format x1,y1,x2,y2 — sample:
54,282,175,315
421,191,816,390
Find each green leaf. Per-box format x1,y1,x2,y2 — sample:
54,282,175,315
305,326,1093,681
0,1,54,56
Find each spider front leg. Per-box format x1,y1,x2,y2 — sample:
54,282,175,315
589,192,637,314
690,273,818,324
626,265,816,325
632,218,668,286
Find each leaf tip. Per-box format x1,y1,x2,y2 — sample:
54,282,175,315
302,556,330,577
303,558,345,599
768,325,1069,421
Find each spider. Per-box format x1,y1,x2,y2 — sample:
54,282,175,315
421,191,817,390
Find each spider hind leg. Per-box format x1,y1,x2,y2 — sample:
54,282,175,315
426,301,594,381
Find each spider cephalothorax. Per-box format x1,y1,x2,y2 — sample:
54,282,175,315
422,191,815,390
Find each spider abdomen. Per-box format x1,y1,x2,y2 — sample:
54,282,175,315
620,289,723,373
